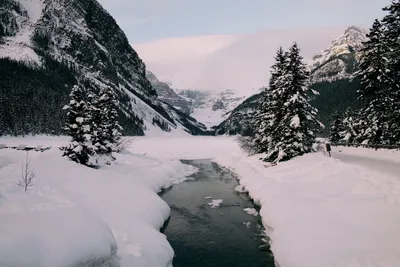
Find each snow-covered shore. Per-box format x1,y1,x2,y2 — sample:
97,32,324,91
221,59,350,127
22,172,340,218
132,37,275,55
134,136,400,267
332,145,400,163
2,135,400,267
0,137,196,267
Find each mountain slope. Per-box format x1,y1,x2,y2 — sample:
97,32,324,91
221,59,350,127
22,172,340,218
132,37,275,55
178,89,246,129
309,26,368,83
0,0,200,136
146,70,192,114
214,92,263,136
215,26,367,136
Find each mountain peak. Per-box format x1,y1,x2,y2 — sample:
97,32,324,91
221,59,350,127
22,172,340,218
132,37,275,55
309,26,368,83
344,26,366,35
331,26,368,51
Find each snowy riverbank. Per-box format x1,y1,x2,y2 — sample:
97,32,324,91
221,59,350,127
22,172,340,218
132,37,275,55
0,137,196,267
2,136,400,267
332,145,400,163
134,136,400,267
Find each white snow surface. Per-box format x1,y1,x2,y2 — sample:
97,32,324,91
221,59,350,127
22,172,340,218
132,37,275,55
332,146,400,164
2,136,400,267
0,136,197,267
331,146,400,180
133,136,400,267
191,106,229,129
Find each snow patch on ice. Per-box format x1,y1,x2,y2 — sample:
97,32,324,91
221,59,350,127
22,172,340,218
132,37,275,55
243,222,251,228
208,199,223,208
234,184,248,193
243,208,259,216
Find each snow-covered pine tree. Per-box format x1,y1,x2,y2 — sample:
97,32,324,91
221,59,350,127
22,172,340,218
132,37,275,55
251,47,288,154
357,19,392,145
330,112,345,144
264,43,322,163
106,89,123,151
86,89,103,154
341,108,364,144
381,1,400,144
91,87,123,160
62,85,96,167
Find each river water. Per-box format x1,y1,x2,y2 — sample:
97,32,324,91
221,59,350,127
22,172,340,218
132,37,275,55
160,160,275,267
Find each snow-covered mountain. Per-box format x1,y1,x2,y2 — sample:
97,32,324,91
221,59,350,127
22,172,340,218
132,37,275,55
215,92,263,135
178,89,246,129
309,26,368,83
0,0,205,136
146,70,192,114
146,69,246,129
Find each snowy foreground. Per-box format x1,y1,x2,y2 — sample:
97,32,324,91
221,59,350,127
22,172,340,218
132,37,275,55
134,137,400,267
1,136,400,267
0,137,196,267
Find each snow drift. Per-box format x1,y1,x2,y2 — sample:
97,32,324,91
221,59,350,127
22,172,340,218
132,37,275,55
0,137,197,267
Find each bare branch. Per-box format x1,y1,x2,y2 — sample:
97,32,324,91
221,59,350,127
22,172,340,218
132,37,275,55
18,152,35,192
115,137,134,153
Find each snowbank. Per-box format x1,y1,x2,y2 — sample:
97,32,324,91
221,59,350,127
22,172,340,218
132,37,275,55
0,206,118,267
0,143,196,267
132,136,242,160
332,145,400,163
217,153,400,267
0,135,69,148
134,136,400,267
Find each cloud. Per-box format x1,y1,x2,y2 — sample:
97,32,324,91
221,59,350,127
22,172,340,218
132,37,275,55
133,27,347,95
134,35,239,61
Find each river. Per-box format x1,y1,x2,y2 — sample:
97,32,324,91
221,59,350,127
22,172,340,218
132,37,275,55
159,159,275,267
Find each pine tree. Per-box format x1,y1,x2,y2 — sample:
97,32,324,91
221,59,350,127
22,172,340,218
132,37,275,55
357,19,392,144
330,112,344,144
340,108,367,144
357,1,400,145
251,47,288,154
264,43,322,163
62,85,96,167
91,87,123,160
382,1,400,144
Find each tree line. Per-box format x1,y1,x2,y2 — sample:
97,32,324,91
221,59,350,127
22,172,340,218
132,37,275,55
0,57,146,137
330,1,400,146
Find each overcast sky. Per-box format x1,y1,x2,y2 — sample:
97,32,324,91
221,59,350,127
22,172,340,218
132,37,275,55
98,0,390,44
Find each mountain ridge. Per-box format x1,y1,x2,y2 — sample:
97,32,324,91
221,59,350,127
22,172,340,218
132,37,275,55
0,0,205,136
